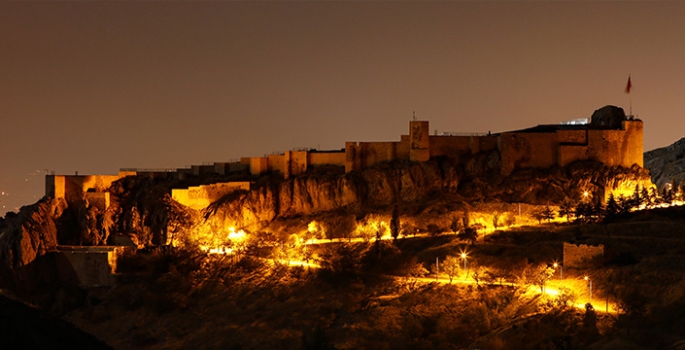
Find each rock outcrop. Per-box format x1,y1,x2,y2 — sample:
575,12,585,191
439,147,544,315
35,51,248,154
644,137,685,189
0,197,66,269
198,158,652,231
0,155,655,270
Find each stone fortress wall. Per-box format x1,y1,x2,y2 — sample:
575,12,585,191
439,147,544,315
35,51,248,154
171,182,251,210
46,105,644,210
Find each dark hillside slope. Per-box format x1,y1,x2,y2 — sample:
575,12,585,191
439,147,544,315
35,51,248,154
0,294,111,349
645,137,685,189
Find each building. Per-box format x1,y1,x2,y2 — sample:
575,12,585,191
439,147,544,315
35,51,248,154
46,105,643,206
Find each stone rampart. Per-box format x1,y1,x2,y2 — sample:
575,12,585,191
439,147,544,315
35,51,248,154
57,246,128,287
499,132,559,176
172,182,251,210
46,174,121,205
309,151,345,167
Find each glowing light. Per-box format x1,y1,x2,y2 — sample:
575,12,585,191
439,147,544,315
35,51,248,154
227,227,246,241
308,221,318,233
460,252,467,259
583,191,589,198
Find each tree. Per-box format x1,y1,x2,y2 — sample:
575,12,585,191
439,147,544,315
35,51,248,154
558,199,575,223
591,200,605,222
458,227,478,245
532,208,546,224
604,193,620,222
522,264,554,293
631,184,643,209
641,186,651,208
471,265,484,287
492,211,501,229
663,186,675,205
574,202,591,224
449,218,461,233
617,195,632,215
442,255,461,283
404,261,428,291
542,206,555,223
390,205,400,241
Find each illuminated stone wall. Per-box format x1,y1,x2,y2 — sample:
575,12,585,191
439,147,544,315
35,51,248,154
172,182,251,210
309,151,345,167
428,135,498,159
499,132,559,176
345,141,406,173
588,120,644,169
46,111,644,206
500,120,644,176
46,174,121,204
267,154,286,174
287,151,309,177
57,246,127,287
85,192,110,211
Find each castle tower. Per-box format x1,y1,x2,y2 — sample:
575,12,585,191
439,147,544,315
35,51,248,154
409,120,430,162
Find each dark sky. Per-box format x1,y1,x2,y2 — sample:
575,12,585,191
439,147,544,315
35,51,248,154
2,1,685,214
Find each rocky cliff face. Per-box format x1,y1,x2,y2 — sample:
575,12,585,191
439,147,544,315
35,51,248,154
199,157,652,232
0,154,654,273
644,137,685,189
0,197,65,269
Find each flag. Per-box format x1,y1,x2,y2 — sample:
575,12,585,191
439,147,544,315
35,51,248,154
625,75,632,94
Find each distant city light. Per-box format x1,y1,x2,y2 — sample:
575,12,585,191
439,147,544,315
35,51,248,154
560,118,589,125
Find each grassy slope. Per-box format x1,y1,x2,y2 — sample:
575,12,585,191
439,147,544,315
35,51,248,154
60,206,685,349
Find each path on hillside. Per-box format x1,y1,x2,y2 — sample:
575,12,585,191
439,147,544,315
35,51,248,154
268,256,618,314
411,275,617,314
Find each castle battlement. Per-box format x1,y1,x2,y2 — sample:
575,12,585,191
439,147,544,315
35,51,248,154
46,105,643,209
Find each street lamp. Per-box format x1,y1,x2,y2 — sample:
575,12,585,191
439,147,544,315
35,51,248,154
553,262,563,280
584,276,593,300
460,252,468,280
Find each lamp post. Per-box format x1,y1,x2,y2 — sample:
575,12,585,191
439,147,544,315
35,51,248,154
584,276,592,300
553,262,563,280
460,252,468,280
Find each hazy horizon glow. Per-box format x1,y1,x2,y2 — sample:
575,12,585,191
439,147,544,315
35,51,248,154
3,1,685,214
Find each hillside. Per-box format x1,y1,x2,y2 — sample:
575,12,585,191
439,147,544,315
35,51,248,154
645,137,685,189
0,293,111,349
56,206,685,349
0,155,670,349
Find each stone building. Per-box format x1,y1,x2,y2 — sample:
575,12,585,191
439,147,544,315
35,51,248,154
46,105,643,208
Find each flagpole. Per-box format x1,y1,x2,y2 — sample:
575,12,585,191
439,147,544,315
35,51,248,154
625,75,633,117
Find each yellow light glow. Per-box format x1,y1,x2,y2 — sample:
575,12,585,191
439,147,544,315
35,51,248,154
460,252,467,259
308,221,318,233
227,227,246,241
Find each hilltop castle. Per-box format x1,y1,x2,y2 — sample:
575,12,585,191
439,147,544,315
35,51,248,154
46,105,643,210
210,104,642,178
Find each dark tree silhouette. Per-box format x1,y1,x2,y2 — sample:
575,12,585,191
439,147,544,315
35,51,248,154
390,205,400,241
558,199,575,223
458,227,478,244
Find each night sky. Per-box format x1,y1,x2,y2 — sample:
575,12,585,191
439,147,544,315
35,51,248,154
2,1,685,215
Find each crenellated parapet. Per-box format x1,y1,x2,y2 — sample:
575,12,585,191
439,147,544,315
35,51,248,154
46,105,645,208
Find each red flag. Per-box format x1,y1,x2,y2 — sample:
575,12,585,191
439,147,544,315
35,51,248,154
625,75,632,94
